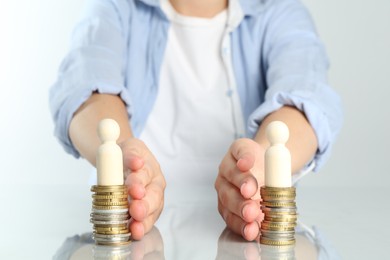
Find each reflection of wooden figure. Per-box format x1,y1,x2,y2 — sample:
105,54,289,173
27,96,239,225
265,121,292,188
96,118,123,186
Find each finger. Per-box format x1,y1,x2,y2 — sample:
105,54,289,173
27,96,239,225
129,181,164,221
120,138,148,170
217,178,260,222
230,139,257,172
124,155,144,172
219,201,260,241
216,167,258,199
129,219,144,240
129,202,163,241
126,164,157,199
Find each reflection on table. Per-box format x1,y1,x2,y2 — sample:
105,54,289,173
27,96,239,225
54,221,339,259
54,185,340,259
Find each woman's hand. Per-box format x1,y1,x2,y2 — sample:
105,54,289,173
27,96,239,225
215,138,265,241
120,138,166,240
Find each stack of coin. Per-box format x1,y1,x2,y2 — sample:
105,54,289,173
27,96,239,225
260,186,297,246
90,185,131,245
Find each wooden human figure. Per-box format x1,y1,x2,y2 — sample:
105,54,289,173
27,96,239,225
265,121,292,187
96,118,124,186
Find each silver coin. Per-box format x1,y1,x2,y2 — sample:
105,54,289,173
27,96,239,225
94,236,130,243
91,213,130,221
260,229,295,235
261,206,297,212
93,232,131,239
93,235,130,240
92,208,129,214
261,232,295,240
90,219,129,225
90,211,130,219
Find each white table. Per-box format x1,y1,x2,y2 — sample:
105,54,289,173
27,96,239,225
1,184,388,259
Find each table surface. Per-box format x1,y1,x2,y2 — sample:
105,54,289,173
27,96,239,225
1,184,388,259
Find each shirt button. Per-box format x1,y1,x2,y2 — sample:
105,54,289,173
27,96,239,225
226,89,233,97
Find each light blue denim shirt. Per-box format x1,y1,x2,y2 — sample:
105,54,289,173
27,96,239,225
49,0,343,171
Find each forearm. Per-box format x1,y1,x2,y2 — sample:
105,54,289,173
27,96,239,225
69,93,133,165
254,106,318,174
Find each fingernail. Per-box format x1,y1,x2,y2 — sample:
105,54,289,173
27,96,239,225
243,223,251,239
240,182,247,195
242,224,247,237
242,204,249,219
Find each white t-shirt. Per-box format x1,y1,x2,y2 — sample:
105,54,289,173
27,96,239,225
140,1,243,194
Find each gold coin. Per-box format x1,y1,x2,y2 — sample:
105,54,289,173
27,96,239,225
260,191,295,198
261,223,296,229
261,206,297,212
260,189,296,194
263,211,297,216
261,190,296,196
261,201,296,208
94,225,128,232
93,201,128,206
264,215,298,222
262,196,296,202
92,189,127,194
93,197,128,202
92,205,128,210
260,186,296,192
261,226,295,232
260,237,295,246
261,193,296,199
262,220,296,227
91,185,127,192
263,210,298,215
94,229,130,235
94,192,127,197
92,194,128,200
93,227,127,231
96,240,132,246
261,223,295,232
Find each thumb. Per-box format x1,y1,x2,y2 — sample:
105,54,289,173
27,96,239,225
231,139,257,172
120,138,146,171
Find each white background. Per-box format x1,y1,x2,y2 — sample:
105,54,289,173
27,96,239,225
0,0,389,259
1,0,389,188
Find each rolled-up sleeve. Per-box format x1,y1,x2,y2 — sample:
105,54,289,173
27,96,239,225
248,0,343,171
49,0,131,157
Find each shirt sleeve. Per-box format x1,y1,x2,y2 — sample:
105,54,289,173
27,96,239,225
247,0,343,171
49,0,132,157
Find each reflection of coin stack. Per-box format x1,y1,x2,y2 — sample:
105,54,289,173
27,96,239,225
92,241,132,259
260,243,295,260
260,121,297,247
260,186,297,246
90,185,131,245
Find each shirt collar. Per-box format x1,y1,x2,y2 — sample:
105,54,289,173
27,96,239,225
136,0,267,29
227,0,268,31
238,0,270,16
137,0,160,7
137,0,267,14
